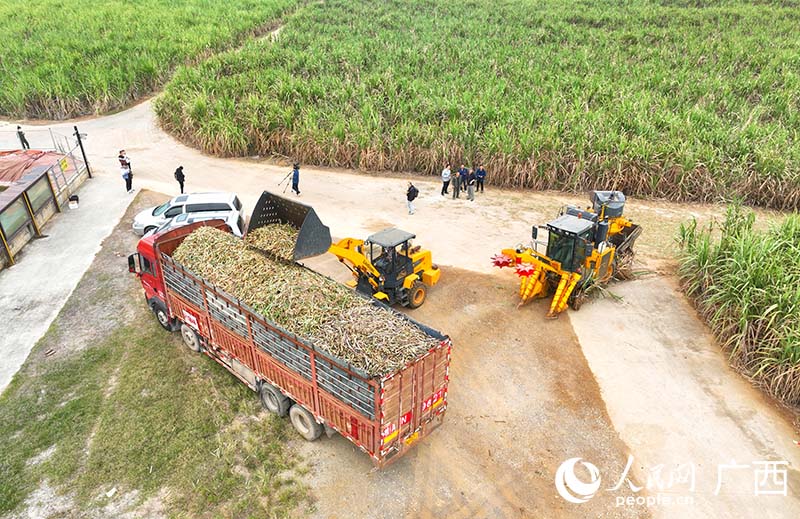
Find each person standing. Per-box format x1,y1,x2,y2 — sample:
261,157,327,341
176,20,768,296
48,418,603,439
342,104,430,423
458,164,468,193
475,164,487,193
441,163,451,196
291,163,301,195
174,166,186,194
451,166,461,199
118,149,133,193
467,169,476,201
16,126,30,150
406,181,418,215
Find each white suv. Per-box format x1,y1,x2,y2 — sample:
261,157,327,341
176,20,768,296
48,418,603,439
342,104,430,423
132,192,243,235
145,211,245,238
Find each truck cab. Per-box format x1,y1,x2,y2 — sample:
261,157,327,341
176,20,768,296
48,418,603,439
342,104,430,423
128,233,173,329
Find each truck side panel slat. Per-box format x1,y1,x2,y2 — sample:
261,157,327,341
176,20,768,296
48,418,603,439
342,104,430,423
318,392,376,453
254,348,315,406
251,320,313,380
210,322,255,368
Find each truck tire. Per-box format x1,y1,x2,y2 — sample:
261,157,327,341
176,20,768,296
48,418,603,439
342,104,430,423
289,404,323,441
407,282,426,309
259,383,291,416
180,324,202,353
151,302,173,331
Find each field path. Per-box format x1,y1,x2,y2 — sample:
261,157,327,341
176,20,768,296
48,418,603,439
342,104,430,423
1,101,797,516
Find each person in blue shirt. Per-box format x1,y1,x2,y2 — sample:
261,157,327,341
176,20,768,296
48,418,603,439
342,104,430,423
291,163,301,195
458,164,469,193
475,165,487,193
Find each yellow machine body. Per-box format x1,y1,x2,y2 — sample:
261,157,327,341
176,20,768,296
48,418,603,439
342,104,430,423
328,228,439,308
494,190,641,319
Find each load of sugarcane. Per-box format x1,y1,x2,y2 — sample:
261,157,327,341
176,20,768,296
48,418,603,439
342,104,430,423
173,226,439,376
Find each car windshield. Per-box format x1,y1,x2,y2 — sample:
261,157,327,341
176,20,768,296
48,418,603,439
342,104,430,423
152,202,170,216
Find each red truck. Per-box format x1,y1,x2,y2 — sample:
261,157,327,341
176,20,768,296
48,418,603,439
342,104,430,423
128,193,451,467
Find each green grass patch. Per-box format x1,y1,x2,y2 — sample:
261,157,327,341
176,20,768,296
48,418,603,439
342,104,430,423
0,315,306,516
156,0,800,209
0,0,298,118
677,205,800,405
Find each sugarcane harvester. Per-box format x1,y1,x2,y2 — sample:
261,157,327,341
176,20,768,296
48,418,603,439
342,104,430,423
329,228,440,308
492,191,642,319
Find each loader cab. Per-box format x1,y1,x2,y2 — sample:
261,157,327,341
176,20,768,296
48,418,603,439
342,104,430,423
545,215,595,273
365,228,416,289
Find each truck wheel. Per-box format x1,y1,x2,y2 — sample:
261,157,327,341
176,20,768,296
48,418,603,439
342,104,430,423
289,404,322,441
151,303,173,331
259,383,290,416
180,324,201,353
407,282,426,309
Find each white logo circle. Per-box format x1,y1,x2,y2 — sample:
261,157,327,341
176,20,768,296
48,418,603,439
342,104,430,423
555,457,602,504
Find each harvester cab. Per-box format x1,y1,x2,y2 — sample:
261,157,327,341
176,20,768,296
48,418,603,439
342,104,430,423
246,191,332,261
493,190,642,319
329,227,441,308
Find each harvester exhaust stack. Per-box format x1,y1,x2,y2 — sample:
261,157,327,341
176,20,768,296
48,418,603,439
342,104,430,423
246,191,332,261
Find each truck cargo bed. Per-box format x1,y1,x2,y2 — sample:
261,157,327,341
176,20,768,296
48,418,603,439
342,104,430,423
152,222,450,466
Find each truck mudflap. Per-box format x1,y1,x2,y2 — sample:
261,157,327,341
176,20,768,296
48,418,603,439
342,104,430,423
246,191,332,261
378,339,451,465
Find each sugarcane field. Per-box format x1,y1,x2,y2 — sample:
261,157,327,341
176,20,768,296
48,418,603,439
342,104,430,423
1,1,799,518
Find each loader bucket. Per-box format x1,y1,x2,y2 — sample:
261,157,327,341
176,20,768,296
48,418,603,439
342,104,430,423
246,191,332,261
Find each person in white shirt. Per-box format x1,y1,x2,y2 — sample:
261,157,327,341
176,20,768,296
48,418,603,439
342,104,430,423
441,163,451,196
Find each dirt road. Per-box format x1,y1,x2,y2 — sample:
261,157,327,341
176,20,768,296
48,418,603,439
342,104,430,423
570,277,800,518
2,100,797,517
302,258,643,518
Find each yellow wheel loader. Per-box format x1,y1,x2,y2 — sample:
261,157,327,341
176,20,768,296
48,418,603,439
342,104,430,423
493,191,642,319
329,228,440,308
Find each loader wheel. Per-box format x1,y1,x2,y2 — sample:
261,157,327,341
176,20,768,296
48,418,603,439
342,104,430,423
260,383,291,417
151,303,173,331
407,282,427,309
180,324,201,353
289,404,323,441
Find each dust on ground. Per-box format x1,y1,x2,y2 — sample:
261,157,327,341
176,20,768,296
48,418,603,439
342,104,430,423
299,258,648,518
569,276,800,518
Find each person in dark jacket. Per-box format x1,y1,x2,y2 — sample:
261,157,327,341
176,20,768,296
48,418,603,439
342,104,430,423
458,164,469,193
451,167,461,199
118,149,133,193
406,182,418,215
291,163,301,195
475,165,487,193
17,126,30,150
174,166,186,194
467,169,477,201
